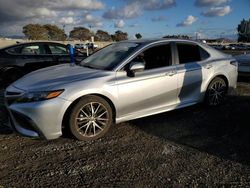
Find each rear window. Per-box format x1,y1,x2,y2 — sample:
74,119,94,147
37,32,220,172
177,43,210,64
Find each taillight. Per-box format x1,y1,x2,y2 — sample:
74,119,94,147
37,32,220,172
230,60,238,67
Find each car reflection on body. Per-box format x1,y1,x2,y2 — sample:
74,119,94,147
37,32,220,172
5,39,238,141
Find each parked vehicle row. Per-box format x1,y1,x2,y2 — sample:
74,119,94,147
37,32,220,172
209,43,250,50
0,42,86,86
5,39,238,141
74,43,98,50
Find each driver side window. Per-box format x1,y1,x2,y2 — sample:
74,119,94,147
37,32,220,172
131,44,172,70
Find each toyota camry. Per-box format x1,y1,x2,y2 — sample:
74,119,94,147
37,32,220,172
5,39,238,141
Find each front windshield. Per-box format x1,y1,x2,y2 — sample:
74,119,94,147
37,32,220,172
80,42,140,70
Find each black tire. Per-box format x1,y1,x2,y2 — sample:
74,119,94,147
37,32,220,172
69,95,113,141
205,77,227,106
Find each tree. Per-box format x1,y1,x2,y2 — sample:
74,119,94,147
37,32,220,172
44,24,66,41
112,30,128,41
135,33,142,39
95,30,111,41
69,27,93,41
163,35,190,39
23,24,66,41
23,24,48,40
237,19,250,42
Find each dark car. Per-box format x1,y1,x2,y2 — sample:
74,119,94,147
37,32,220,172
0,42,86,86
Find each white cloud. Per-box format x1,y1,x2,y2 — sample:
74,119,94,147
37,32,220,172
144,0,176,10
195,0,229,7
82,13,103,28
33,8,57,18
47,0,104,10
126,0,176,11
103,2,141,19
177,15,198,27
114,19,125,28
202,6,231,17
59,17,76,25
68,11,74,16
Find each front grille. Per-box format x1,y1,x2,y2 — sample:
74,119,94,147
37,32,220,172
11,111,36,132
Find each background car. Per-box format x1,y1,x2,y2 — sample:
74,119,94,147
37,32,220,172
0,42,86,86
235,54,250,76
5,39,238,141
74,43,86,50
209,44,224,50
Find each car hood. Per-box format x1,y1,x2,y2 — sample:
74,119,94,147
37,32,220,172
12,64,109,91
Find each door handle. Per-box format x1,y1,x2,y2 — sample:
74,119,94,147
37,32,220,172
204,64,213,69
165,70,176,76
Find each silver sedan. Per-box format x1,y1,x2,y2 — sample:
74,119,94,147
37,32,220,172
5,39,238,140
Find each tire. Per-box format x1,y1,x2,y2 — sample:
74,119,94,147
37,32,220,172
205,77,227,106
69,95,113,141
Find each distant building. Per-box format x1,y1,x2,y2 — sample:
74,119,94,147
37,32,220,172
238,19,250,42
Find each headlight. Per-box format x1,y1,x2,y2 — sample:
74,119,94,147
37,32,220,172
16,90,64,103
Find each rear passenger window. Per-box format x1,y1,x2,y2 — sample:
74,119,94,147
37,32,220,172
49,45,68,55
177,43,209,64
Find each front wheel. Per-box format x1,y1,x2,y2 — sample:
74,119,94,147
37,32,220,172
205,77,227,106
69,96,113,141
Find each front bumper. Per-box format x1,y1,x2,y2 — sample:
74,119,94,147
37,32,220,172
5,92,71,140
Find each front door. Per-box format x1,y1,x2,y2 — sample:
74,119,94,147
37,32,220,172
115,43,178,119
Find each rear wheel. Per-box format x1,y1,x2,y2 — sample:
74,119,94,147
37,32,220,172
69,96,113,141
205,77,227,106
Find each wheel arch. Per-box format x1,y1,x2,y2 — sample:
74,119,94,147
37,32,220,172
62,93,117,133
205,74,229,93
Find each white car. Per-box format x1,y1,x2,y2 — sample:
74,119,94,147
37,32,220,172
5,39,238,141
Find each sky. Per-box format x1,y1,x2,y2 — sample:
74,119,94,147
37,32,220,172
0,0,249,39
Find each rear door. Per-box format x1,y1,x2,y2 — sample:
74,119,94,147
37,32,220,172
47,43,71,64
47,43,86,64
174,42,212,104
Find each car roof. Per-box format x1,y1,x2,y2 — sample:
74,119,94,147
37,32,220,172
1,41,66,50
118,38,204,46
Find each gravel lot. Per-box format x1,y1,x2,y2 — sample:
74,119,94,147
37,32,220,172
0,81,250,187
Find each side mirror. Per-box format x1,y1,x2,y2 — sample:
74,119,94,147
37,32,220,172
129,61,145,73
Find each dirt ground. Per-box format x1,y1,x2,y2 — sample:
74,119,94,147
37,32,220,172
0,80,250,187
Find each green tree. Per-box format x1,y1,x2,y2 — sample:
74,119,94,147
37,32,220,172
23,24,48,40
44,24,66,41
135,33,142,39
237,19,250,42
112,30,128,41
69,27,93,40
95,30,111,41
